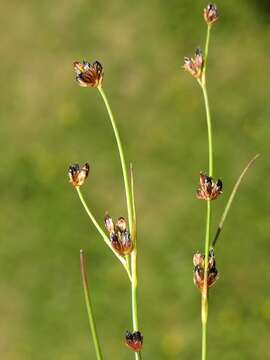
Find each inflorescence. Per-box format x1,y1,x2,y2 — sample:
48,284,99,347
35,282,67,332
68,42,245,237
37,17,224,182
183,48,204,80
68,163,90,187
73,60,104,88
203,4,219,26
104,214,133,256
196,172,223,201
193,249,219,291
125,331,143,352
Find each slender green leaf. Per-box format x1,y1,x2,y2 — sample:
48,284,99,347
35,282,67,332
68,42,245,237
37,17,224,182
212,154,260,248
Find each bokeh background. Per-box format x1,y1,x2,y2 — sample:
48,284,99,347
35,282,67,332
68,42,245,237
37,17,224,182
1,0,270,359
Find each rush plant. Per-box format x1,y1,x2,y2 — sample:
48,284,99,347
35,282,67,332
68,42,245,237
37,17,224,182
183,4,259,360
68,4,259,360
69,60,142,360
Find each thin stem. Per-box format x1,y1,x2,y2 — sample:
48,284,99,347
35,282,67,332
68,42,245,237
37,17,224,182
97,87,142,359
98,86,133,230
76,188,108,244
202,25,211,84
131,249,142,360
201,295,208,360
125,254,131,274
201,199,211,360
200,84,213,353
199,24,213,360
200,85,213,177
130,165,142,359
131,249,141,360
131,250,139,330
80,250,103,360
76,187,132,281
130,163,137,244
212,154,260,248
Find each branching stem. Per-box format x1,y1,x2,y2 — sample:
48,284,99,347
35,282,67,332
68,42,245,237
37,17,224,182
97,87,142,359
98,87,133,229
76,187,131,280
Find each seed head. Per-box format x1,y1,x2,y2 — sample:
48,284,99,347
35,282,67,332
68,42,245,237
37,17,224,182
73,60,103,88
68,163,90,187
125,331,143,352
183,48,204,80
196,172,222,200
193,250,219,291
203,4,219,26
104,214,133,256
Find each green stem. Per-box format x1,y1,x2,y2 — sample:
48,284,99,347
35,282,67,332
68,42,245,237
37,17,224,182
201,292,208,360
132,248,141,360
130,165,142,360
97,87,141,359
131,250,139,330
76,187,132,281
200,84,213,177
202,25,211,83
130,164,137,241
200,24,213,360
80,250,103,360
201,199,211,360
98,86,133,230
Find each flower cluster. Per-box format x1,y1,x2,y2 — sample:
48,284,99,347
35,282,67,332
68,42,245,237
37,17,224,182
196,172,222,200
183,48,204,80
73,60,104,88
68,163,90,187
193,249,219,291
203,4,219,26
125,331,143,352
104,214,133,256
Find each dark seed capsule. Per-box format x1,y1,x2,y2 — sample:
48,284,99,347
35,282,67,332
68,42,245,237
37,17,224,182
203,3,219,25
73,60,104,88
110,234,123,255
121,231,133,255
125,331,143,352
193,251,219,291
68,163,89,187
216,179,223,191
196,172,222,201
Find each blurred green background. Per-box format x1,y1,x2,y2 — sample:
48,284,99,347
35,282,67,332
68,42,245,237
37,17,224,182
1,0,270,359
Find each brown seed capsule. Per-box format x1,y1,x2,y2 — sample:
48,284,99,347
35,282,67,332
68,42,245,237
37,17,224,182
68,163,90,187
183,48,204,80
104,214,134,256
193,252,205,268
125,331,143,352
203,4,219,26
116,217,127,233
104,214,115,234
196,172,222,200
110,233,123,255
73,60,104,88
120,231,133,255
193,250,219,291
